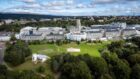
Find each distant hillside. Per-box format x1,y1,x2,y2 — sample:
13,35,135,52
0,13,69,19
0,13,140,20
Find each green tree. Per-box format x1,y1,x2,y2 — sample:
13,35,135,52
78,54,108,79
100,74,113,79
89,57,108,78
36,66,46,73
60,61,92,79
129,37,140,49
107,41,124,53
10,34,17,41
51,60,60,72
131,64,140,79
56,40,63,46
0,65,7,76
127,54,140,66
102,52,131,79
112,59,131,79
45,73,55,79
17,70,42,79
4,40,32,66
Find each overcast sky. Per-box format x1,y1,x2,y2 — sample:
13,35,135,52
0,0,140,16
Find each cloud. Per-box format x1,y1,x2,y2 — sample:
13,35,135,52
93,0,116,4
44,1,66,7
17,0,36,3
76,4,87,8
27,3,41,8
92,0,139,4
67,0,74,5
1,0,140,16
42,0,74,7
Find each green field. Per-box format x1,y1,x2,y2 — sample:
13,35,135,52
29,42,110,57
10,42,110,71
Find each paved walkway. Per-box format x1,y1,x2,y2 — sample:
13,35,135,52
0,42,5,64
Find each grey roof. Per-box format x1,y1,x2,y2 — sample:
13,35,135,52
136,27,140,30
24,33,42,36
103,26,121,29
87,31,102,33
47,34,64,36
91,25,120,30
0,32,11,36
106,29,120,32
123,29,136,31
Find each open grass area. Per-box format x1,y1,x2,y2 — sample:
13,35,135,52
29,42,110,57
11,58,52,73
7,41,110,73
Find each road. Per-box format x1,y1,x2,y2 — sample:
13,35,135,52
0,43,5,64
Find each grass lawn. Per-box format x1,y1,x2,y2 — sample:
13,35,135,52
29,41,110,57
12,57,52,73
7,41,110,73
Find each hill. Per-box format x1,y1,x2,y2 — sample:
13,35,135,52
0,13,67,19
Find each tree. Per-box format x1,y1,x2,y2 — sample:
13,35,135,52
0,65,7,76
36,66,46,73
121,44,138,58
100,74,113,79
102,52,131,79
127,54,140,66
17,70,42,79
107,40,138,59
129,37,140,49
4,40,32,66
89,57,108,79
10,34,17,41
56,40,63,46
76,41,80,45
51,60,60,72
51,54,79,72
6,71,19,79
78,54,108,79
112,59,131,79
107,41,124,53
131,64,140,79
45,73,55,79
60,61,92,79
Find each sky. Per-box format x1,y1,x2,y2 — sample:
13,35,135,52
0,0,140,16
